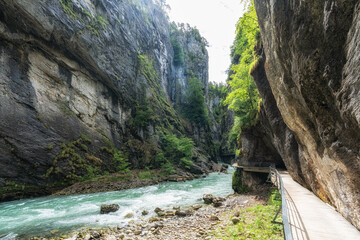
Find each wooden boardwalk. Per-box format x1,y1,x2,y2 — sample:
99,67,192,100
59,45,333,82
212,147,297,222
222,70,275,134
280,172,360,240
232,162,272,173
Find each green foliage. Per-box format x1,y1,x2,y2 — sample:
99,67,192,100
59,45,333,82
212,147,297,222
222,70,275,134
232,168,250,193
183,76,208,124
113,149,130,173
138,171,152,179
214,190,283,240
159,132,194,170
57,101,76,117
59,0,77,19
101,137,131,173
208,82,228,124
58,0,108,37
137,53,183,130
45,135,95,182
171,37,184,66
131,99,154,128
225,0,261,135
96,15,109,29
161,161,176,175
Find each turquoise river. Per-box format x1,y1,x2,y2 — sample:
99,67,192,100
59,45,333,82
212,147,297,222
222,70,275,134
0,168,234,239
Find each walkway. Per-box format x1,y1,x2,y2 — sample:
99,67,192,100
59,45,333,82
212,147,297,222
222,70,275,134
232,162,273,173
280,172,360,240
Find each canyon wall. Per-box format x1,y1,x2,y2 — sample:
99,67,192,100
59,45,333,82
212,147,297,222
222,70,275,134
251,0,360,229
0,0,216,200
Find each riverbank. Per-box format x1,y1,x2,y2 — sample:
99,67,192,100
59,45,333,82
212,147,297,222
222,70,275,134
0,168,233,238
30,186,283,240
53,164,228,196
0,163,228,202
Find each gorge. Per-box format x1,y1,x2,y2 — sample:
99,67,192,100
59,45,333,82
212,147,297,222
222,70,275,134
0,0,360,238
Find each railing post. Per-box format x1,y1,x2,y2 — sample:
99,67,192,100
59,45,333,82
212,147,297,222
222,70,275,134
269,167,293,240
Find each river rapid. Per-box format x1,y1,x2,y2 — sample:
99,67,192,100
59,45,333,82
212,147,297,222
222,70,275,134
0,168,234,239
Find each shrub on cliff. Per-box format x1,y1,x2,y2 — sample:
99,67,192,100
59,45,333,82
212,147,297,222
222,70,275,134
157,132,194,170
171,37,184,66
113,149,130,173
232,168,250,193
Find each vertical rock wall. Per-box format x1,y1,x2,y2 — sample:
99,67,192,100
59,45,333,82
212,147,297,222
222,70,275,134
0,0,215,200
254,0,360,229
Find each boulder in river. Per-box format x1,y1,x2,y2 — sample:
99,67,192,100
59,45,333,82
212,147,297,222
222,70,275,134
124,212,134,218
154,207,163,213
100,204,120,214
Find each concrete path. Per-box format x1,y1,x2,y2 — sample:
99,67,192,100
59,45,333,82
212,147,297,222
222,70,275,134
280,172,360,240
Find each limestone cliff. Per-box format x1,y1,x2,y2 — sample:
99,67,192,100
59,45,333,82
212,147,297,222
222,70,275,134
247,0,360,229
0,0,216,200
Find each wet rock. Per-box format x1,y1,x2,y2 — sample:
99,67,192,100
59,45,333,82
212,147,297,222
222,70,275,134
124,213,134,218
133,230,142,235
142,210,149,216
154,207,163,213
157,211,166,217
192,205,202,210
100,204,120,214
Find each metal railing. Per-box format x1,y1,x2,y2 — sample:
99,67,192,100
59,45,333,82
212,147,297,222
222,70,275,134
269,167,293,240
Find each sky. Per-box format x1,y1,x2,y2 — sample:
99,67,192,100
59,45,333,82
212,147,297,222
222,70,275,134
165,0,246,84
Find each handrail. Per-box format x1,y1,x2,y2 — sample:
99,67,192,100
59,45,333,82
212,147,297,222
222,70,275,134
270,167,293,240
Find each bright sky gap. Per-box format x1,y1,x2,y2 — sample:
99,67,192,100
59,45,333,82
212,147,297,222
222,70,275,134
165,0,246,84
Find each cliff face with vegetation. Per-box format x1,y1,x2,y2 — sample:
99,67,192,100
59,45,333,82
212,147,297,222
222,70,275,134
248,0,360,229
0,0,217,200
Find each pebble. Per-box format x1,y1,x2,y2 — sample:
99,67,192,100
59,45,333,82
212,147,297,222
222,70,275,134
35,193,259,240
209,215,219,221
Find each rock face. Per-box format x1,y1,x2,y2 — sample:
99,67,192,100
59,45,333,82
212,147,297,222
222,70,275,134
100,204,119,214
252,0,360,229
0,0,215,200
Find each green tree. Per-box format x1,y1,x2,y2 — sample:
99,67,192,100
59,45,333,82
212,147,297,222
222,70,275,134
171,37,184,66
161,133,194,169
225,0,260,136
184,76,208,124
113,149,130,173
